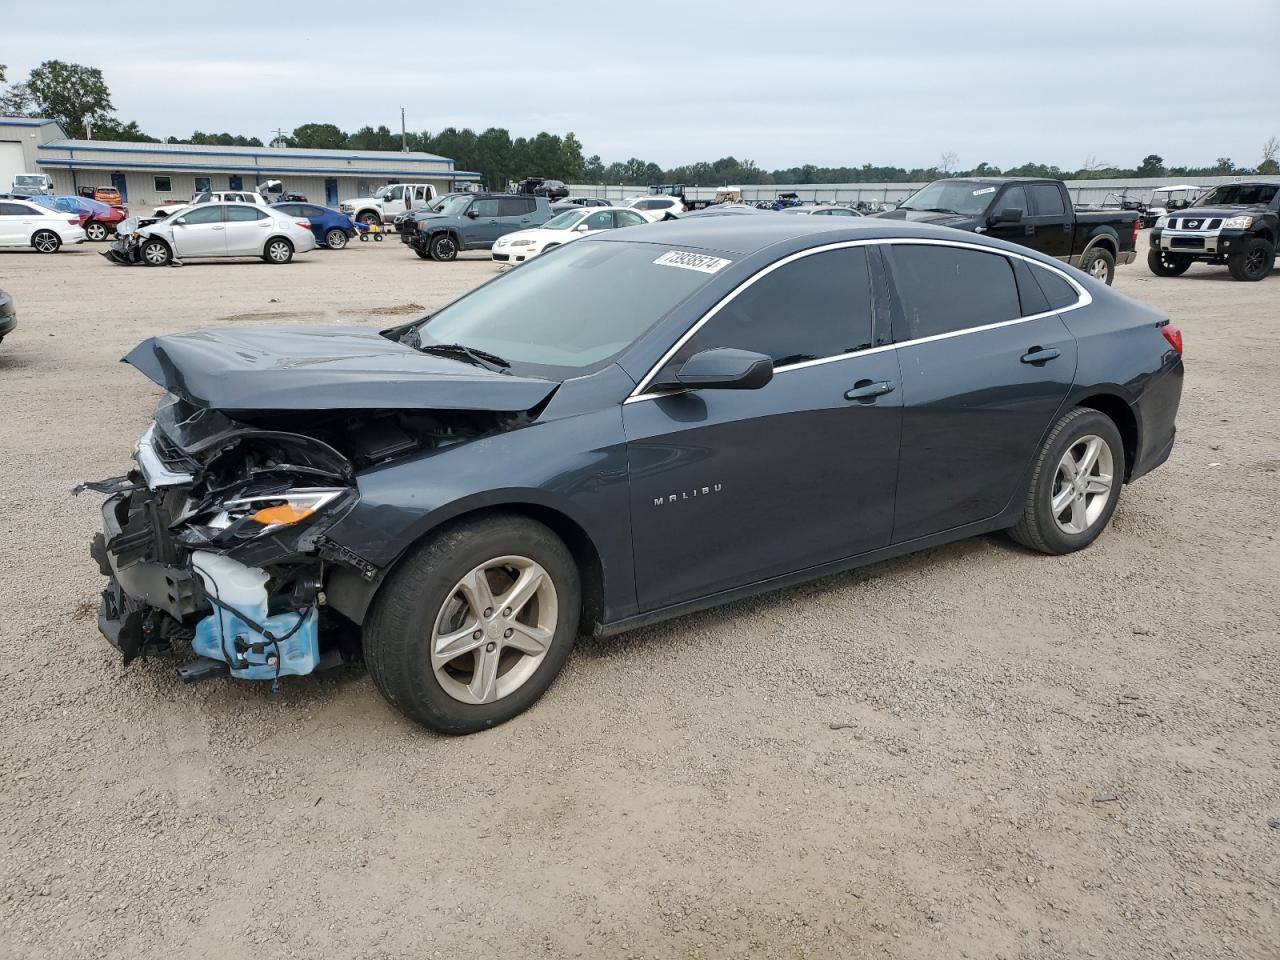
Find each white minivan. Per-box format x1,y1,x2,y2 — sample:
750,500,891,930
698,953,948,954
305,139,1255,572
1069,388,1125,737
0,198,88,252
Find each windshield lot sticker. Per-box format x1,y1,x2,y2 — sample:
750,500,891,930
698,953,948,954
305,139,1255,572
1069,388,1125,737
972,187,996,196
654,251,733,273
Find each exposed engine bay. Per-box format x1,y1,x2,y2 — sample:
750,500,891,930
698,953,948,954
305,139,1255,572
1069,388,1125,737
84,394,525,681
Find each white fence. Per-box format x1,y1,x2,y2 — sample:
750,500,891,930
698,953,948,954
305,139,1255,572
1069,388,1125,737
569,175,1278,207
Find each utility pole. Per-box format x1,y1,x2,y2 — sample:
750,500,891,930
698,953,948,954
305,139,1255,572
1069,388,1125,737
400,107,408,152
270,127,287,148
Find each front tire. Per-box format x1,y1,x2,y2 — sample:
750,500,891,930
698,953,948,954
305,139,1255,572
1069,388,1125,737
358,211,381,226
31,230,61,254
1147,248,1192,277
364,515,581,734
264,238,294,264
140,239,171,266
1079,246,1115,284
85,221,108,242
1009,408,1125,555
1227,237,1274,282
325,228,348,250
429,233,458,262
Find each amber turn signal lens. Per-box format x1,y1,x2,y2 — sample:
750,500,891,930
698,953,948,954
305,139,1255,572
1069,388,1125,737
252,503,315,526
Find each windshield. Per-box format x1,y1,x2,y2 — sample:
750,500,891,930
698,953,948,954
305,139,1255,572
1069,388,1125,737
14,176,46,188
1195,184,1277,207
542,210,586,230
898,180,1000,216
416,240,725,378
434,196,472,216
373,186,390,199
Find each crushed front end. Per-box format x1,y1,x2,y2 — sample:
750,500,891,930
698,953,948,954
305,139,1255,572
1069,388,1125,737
85,396,361,682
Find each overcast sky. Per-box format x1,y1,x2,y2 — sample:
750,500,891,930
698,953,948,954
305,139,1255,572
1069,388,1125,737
5,0,1277,171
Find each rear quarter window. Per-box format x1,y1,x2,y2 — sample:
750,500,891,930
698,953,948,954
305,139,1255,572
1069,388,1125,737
1029,264,1081,311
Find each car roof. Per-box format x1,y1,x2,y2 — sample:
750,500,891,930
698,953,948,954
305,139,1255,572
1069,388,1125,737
592,214,1032,256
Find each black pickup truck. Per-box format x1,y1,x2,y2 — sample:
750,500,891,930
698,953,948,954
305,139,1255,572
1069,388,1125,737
1148,180,1277,282
877,177,1140,284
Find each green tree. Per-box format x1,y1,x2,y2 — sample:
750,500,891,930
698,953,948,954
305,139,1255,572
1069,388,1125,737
93,117,159,142
1259,137,1279,176
289,122,347,149
560,132,585,183
0,80,38,116
27,60,113,137
1213,156,1235,174
475,127,514,189
1137,154,1165,177
582,154,604,182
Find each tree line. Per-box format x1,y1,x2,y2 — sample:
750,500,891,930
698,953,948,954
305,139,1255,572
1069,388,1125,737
3,61,1277,187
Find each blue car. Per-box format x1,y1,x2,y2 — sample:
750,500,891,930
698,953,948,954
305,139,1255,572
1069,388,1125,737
271,202,358,249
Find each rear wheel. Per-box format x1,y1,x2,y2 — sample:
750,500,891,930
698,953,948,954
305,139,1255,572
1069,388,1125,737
1010,408,1125,555
141,239,171,266
1227,237,1275,282
1079,246,1115,284
264,238,293,264
1147,249,1192,277
31,230,61,254
85,221,108,242
430,233,458,262
325,228,348,250
364,515,581,734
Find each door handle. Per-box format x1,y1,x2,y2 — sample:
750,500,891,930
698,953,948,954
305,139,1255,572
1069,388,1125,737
1024,224,1034,236
1020,347,1060,364
844,379,896,401
212,226,225,231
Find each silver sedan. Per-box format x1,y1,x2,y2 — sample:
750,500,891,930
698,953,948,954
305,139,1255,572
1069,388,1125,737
132,202,317,266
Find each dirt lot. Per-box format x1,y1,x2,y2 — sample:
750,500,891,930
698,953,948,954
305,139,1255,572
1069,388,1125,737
0,235,1276,960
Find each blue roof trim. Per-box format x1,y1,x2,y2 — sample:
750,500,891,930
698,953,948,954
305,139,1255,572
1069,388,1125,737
37,158,462,178
39,141,452,165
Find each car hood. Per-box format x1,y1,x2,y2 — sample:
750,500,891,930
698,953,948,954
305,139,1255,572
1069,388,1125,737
123,325,559,413
874,208,978,227
1171,205,1265,219
497,227,577,244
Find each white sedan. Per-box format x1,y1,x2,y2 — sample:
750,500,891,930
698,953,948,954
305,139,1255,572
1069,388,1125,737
132,202,317,265
491,206,652,265
0,198,87,252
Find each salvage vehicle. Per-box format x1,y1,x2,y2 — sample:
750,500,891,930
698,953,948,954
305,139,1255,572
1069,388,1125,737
84,217,1184,734
339,183,439,226
32,194,128,240
490,206,651,264
1147,180,1278,281
878,177,1140,284
104,202,316,266
0,198,87,252
88,186,126,209
1141,184,1204,228
393,192,465,234
272,201,359,250
404,193,554,261
0,288,15,346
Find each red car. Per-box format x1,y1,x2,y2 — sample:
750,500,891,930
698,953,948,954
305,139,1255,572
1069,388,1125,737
34,195,129,241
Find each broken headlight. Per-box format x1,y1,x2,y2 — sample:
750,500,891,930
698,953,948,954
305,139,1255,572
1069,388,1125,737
203,488,347,536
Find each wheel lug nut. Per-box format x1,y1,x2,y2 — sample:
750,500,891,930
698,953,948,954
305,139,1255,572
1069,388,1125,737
483,607,493,618
503,628,513,639
502,607,512,617
472,630,482,640
485,641,496,652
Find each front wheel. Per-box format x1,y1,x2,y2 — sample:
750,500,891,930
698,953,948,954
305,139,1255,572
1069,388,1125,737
1009,408,1125,555
325,228,348,250
263,238,294,264
364,515,581,734
358,211,381,226
1147,249,1192,277
1079,246,1115,284
85,221,109,242
429,233,458,262
1227,237,1275,282
31,230,61,254
140,239,171,266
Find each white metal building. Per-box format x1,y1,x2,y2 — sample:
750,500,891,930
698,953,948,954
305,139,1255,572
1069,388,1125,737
1,117,481,211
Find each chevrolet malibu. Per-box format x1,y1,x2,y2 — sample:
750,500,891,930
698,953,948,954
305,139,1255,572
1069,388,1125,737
83,218,1183,734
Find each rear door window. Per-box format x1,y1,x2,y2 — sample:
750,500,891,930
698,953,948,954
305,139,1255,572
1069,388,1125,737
1028,184,1066,217
664,247,875,371
226,206,267,221
887,244,1021,340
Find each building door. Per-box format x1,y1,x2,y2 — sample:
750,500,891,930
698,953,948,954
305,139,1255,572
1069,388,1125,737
325,179,339,206
228,175,242,191
110,172,128,202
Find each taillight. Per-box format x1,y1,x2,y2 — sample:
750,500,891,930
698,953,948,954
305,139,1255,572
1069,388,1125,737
295,220,310,229
1160,322,1183,355
68,218,80,226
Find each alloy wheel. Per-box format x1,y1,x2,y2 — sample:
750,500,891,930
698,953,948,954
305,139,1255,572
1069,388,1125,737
33,232,59,253
1088,257,1109,279
326,229,347,249
1245,246,1267,276
143,242,168,265
429,555,557,705
1051,435,1114,535
434,237,457,260
86,222,107,241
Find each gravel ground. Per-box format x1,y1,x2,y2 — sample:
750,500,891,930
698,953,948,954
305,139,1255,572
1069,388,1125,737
0,235,1276,960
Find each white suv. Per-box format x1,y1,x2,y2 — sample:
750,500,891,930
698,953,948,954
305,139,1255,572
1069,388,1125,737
623,196,685,219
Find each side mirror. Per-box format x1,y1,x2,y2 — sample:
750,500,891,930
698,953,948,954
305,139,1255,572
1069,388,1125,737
992,207,1023,224
173,217,187,226
671,348,773,391
466,209,479,218
574,223,590,232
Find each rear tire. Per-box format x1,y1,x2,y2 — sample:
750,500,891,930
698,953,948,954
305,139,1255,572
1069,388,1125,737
430,233,458,262
364,515,581,734
1227,237,1274,282
85,221,108,242
31,230,61,254
1079,246,1115,284
1009,408,1125,556
325,228,348,250
264,238,294,264
1147,249,1192,277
